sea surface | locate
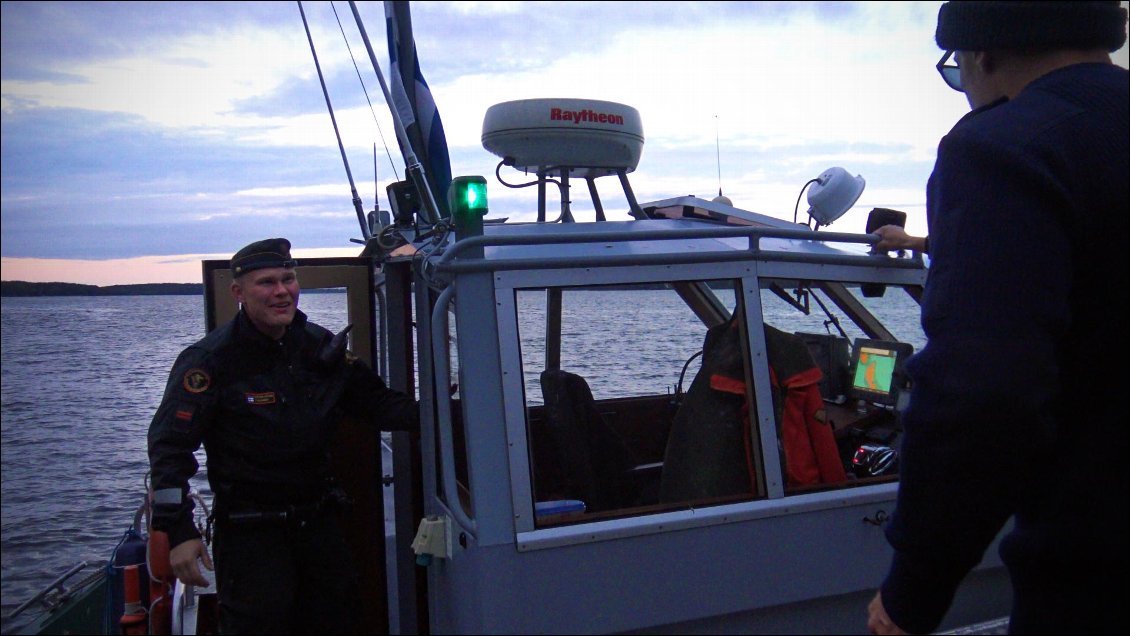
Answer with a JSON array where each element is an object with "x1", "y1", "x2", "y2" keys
[{"x1": 0, "y1": 288, "x2": 924, "y2": 628}]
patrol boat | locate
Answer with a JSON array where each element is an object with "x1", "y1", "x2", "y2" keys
[
  {"x1": 4, "y1": 2, "x2": 1013, "y2": 634},
  {"x1": 339, "y1": 94, "x2": 1013, "y2": 632}
]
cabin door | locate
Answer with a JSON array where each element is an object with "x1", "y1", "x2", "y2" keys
[{"x1": 202, "y1": 257, "x2": 391, "y2": 633}]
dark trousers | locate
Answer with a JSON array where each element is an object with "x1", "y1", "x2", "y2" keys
[
  {"x1": 213, "y1": 513, "x2": 361, "y2": 635},
  {"x1": 1007, "y1": 560, "x2": 1128, "y2": 635}
]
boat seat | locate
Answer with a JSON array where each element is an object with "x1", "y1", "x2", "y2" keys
[
  {"x1": 659, "y1": 317, "x2": 847, "y2": 503},
  {"x1": 537, "y1": 370, "x2": 648, "y2": 512},
  {"x1": 659, "y1": 317, "x2": 755, "y2": 503}
]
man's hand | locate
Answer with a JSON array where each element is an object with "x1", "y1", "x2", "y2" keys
[
  {"x1": 169, "y1": 538, "x2": 213, "y2": 587},
  {"x1": 389, "y1": 243, "x2": 417, "y2": 257},
  {"x1": 868, "y1": 591, "x2": 908, "y2": 635},
  {"x1": 872, "y1": 225, "x2": 925, "y2": 253}
]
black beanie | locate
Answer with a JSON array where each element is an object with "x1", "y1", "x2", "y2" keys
[{"x1": 936, "y1": 1, "x2": 1128, "y2": 52}]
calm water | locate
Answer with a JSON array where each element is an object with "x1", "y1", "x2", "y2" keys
[
  {"x1": 0, "y1": 288, "x2": 924, "y2": 626},
  {"x1": 0, "y1": 293, "x2": 351, "y2": 627}
]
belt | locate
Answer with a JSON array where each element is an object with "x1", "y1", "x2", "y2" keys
[
  {"x1": 218, "y1": 501, "x2": 324, "y2": 529},
  {"x1": 215, "y1": 488, "x2": 352, "y2": 528}
]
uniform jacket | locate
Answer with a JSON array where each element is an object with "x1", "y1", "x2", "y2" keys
[
  {"x1": 147, "y1": 309, "x2": 418, "y2": 548},
  {"x1": 880, "y1": 63, "x2": 1129, "y2": 633}
]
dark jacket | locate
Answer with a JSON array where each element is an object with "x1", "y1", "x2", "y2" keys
[
  {"x1": 880, "y1": 63, "x2": 1129, "y2": 633},
  {"x1": 147, "y1": 309, "x2": 418, "y2": 548}
]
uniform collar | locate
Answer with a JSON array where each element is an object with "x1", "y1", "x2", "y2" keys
[{"x1": 235, "y1": 308, "x2": 308, "y2": 353}]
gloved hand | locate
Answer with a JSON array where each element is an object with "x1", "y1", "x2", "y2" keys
[{"x1": 316, "y1": 324, "x2": 353, "y2": 370}]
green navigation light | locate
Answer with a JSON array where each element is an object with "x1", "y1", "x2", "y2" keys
[
  {"x1": 448, "y1": 175, "x2": 489, "y2": 244},
  {"x1": 449, "y1": 176, "x2": 488, "y2": 219},
  {"x1": 464, "y1": 182, "x2": 485, "y2": 210}
]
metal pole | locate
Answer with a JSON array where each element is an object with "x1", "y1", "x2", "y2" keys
[
  {"x1": 586, "y1": 177, "x2": 606, "y2": 222},
  {"x1": 348, "y1": 1, "x2": 442, "y2": 225},
  {"x1": 298, "y1": 1, "x2": 370, "y2": 240}
]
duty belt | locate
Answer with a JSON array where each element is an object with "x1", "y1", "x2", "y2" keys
[
  {"x1": 216, "y1": 488, "x2": 352, "y2": 529},
  {"x1": 220, "y1": 501, "x2": 324, "y2": 528}
]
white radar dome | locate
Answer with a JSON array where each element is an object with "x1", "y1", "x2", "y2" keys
[{"x1": 482, "y1": 98, "x2": 644, "y2": 177}]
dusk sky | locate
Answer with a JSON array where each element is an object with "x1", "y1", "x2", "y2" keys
[{"x1": 3, "y1": 1, "x2": 1127, "y2": 285}]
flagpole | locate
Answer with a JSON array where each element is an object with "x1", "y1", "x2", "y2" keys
[{"x1": 348, "y1": 0, "x2": 441, "y2": 225}]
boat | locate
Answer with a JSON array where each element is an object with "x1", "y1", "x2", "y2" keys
[{"x1": 4, "y1": 1, "x2": 1012, "y2": 634}]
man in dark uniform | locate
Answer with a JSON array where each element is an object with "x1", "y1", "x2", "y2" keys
[
  {"x1": 868, "y1": 2, "x2": 1128, "y2": 634},
  {"x1": 147, "y1": 238, "x2": 418, "y2": 634}
]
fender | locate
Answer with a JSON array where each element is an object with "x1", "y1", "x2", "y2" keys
[
  {"x1": 120, "y1": 564, "x2": 148, "y2": 635},
  {"x1": 147, "y1": 493, "x2": 174, "y2": 635}
]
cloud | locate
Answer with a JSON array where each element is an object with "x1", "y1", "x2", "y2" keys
[{"x1": 1, "y1": 1, "x2": 1127, "y2": 284}]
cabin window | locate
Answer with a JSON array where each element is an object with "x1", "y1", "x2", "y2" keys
[
  {"x1": 757, "y1": 280, "x2": 924, "y2": 494},
  {"x1": 515, "y1": 281, "x2": 774, "y2": 527},
  {"x1": 513, "y1": 278, "x2": 924, "y2": 525}
]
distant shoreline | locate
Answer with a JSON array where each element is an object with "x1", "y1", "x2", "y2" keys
[
  {"x1": 0, "y1": 281, "x2": 351, "y2": 297},
  {"x1": 1, "y1": 280, "x2": 203, "y2": 297}
]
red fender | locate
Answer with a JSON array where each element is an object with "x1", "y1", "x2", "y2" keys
[
  {"x1": 146, "y1": 488, "x2": 174, "y2": 636},
  {"x1": 146, "y1": 530, "x2": 172, "y2": 584},
  {"x1": 147, "y1": 532, "x2": 171, "y2": 635},
  {"x1": 120, "y1": 564, "x2": 148, "y2": 635}
]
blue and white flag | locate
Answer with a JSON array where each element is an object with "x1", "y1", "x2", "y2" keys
[{"x1": 385, "y1": 0, "x2": 451, "y2": 219}]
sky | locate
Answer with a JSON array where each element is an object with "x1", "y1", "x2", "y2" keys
[{"x1": 2, "y1": 1, "x2": 1128, "y2": 286}]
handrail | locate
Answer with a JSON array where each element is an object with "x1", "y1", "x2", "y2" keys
[
  {"x1": 434, "y1": 247, "x2": 925, "y2": 275},
  {"x1": 7, "y1": 561, "x2": 90, "y2": 619},
  {"x1": 428, "y1": 225, "x2": 926, "y2": 275},
  {"x1": 429, "y1": 283, "x2": 477, "y2": 535},
  {"x1": 436, "y1": 225, "x2": 871, "y2": 264}
]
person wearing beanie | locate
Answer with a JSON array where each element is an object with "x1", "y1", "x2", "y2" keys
[
  {"x1": 868, "y1": 2, "x2": 1128, "y2": 635},
  {"x1": 147, "y1": 238, "x2": 419, "y2": 633}
]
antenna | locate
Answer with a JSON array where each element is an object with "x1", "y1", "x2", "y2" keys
[
  {"x1": 369, "y1": 143, "x2": 390, "y2": 234},
  {"x1": 715, "y1": 114, "x2": 722, "y2": 197},
  {"x1": 298, "y1": 0, "x2": 370, "y2": 240},
  {"x1": 711, "y1": 115, "x2": 731, "y2": 206}
]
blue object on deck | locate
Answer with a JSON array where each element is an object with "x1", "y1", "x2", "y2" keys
[{"x1": 534, "y1": 500, "x2": 586, "y2": 517}]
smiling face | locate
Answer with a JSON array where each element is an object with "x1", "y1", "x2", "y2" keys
[{"x1": 231, "y1": 266, "x2": 300, "y2": 340}]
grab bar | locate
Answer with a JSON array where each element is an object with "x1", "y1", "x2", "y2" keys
[
  {"x1": 437, "y1": 225, "x2": 872, "y2": 263},
  {"x1": 429, "y1": 283, "x2": 477, "y2": 535}
]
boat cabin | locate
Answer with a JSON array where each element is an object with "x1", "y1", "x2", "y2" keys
[
  {"x1": 375, "y1": 201, "x2": 1010, "y2": 634},
  {"x1": 179, "y1": 90, "x2": 1016, "y2": 634}
]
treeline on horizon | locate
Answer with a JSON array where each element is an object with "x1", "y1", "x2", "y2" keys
[
  {"x1": 2, "y1": 279, "x2": 749, "y2": 298},
  {"x1": 0, "y1": 281, "x2": 355, "y2": 297},
  {"x1": 1, "y1": 280, "x2": 204, "y2": 297}
]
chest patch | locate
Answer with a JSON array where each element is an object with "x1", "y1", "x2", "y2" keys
[{"x1": 245, "y1": 391, "x2": 277, "y2": 405}]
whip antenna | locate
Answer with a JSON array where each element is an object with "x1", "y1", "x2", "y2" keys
[
  {"x1": 715, "y1": 114, "x2": 723, "y2": 198},
  {"x1": 298, "y1": 0, "x2": 370, "y2": 240}
]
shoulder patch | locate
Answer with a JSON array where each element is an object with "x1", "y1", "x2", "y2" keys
[{"x1": 183, "y1": 368, "x2": 212, "y2": 393}]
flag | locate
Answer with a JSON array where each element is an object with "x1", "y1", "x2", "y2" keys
[{"x1": 385, "y1": 0, "x2": 452, "y2": 220}]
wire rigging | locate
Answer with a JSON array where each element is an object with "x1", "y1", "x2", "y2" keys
[
  {"x1": 298, "y1": 0, "x2": 370, "y2": 240},
  {"x1": 330, "y1": 1, "x2": 401, "y2": 181}
]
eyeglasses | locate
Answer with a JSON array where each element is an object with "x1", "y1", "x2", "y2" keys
[{"x1": 936, "y1": 49, "x2": 963, "y2": 92}]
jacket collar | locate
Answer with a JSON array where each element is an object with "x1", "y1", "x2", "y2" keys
[{"x1": 235, "y1": 308, "x2": 309, "y2": 355}]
